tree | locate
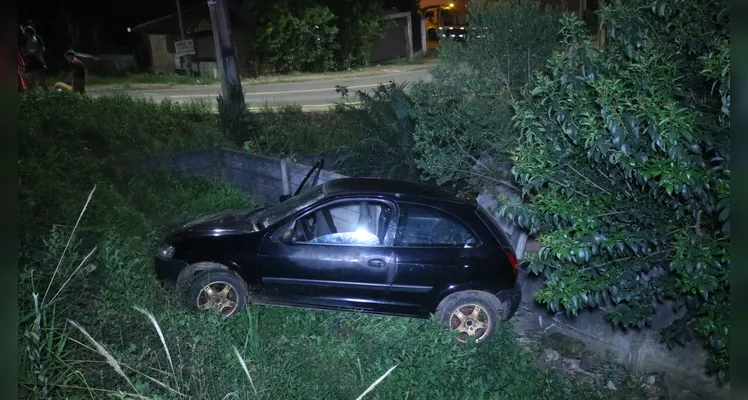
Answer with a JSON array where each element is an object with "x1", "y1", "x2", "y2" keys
[
  {"x1": 410, "y1": 0, "x2": 561, "y2": 192},
  {"x1": 239, "y1": 1, "x2": 339, "y2": 74},
  {"x1": 336, "y1": 82, "x2": 420, "y2": 180},
  {"x1": 505, "y1": 0, "x2": 730, "y2": 380},
  {"x1": 326, "y1": 0, "x2": 387, "y2": 69},
  {"x1": 239, "y1": 0, "x2": 387, "y2": 73}
]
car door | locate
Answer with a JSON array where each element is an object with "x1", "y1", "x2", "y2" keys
[
  {"x1": 388, "y1": 202, "x2": 487, "y2": 313},
  {"x1": 256, "y1": 197, "x2": 399, "y2": 311}
]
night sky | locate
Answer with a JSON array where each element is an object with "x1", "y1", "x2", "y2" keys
[
  {"x1": 19, "y1": 0, "x2": 204, "y2": 48},
  {"x1": 19, "y1": 0, "x2": 413, "y2": 49}
]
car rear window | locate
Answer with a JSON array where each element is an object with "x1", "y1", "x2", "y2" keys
[
  {"x1": 475, "y1": 205, "x2": 515, "y2": 250},
  {"x1": 395, "y1": 204, "x2": 480, "y2": 248}
]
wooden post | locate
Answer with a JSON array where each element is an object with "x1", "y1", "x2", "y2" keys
[
  {"x1": 176, "y1": 0, "x2": 193, "y2": 76},
  {"x1": 420, "y1": 15, "x2": 427, "y2": 55},
  {"x1": 208, "y1": 0, "x2": 245, "y2": 108},
  {"x1": 208, "y1": 2, "x2": 225, "y2": 83},
  {"x1": 280, "y1": 158, "x2": 291, "y2": 196},
  {"x1": 515, "y1": 232, "x2": 528, "y2": 260}
]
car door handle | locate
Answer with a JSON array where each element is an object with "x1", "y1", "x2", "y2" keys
[{"x1": 368, "y1": 259, "x2": 387, "y2": 268}]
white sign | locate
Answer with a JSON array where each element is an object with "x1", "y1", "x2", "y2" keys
[
  {"x1": 207, "y1": 0, "x2": 216, "y2": 6},
  {"x1": 174, "y1": 39, "x2": 195, "y2": 57}
]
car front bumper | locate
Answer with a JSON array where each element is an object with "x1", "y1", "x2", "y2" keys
[
  {"x1": 154, "y1": 255, "x2": 188, "y2": 284},
  {"x1": 496, "y1": 283, "x2": 522, "y2": 320}
]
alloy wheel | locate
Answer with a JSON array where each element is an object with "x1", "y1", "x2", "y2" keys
[{"x1": 196, "y1": 281, "x2": 239, "y2": 316}]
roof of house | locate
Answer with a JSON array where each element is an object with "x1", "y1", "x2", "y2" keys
[{"x1": 132, "y1": 2, "x2": 240, "y2": 35}]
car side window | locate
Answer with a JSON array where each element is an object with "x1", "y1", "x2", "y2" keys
[
  {"x1": 283, "y1": 200, "x2": 393, "y2": 247},
  {"x1": 395, "y1": 204, "x2": 479, "y2": 248}
]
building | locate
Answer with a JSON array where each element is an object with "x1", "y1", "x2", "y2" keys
[{"x1": 132, "y1": 2, "x2": 241, "y2": 76}]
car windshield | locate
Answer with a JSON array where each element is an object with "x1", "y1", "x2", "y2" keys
[{"x1": 255, "y1": 185, "x2": 326, "y2": 229}]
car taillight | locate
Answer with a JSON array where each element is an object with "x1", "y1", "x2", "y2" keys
[{"x1": 505, "y1": 250, "x2": 518, "y2": 279}]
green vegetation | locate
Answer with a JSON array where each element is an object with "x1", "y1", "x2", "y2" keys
[
  {"x1": 244, "y1": 104, "x2": 350, "y2": 156},
  {"x1": 238, "y1": 0, "x2": 388, "y2": 75},
  {"x1": 19, "y1": 0, "x2": 732, "y2": 395},
  {"x1": 505, "y1": 0, "x2": 730, "y2": 380},
  {"x1": 335, "y1": 82, "x2": 420, "y2": 180},
  {"x1": 19, "y1": 92, "x2": 649, "y2": 399},
  {"x1": 399, "y1": 0, "x2": 732, "y2": 382},
  {"x1": 410, "y1": 0, "x2": 561, "y2": 192}
]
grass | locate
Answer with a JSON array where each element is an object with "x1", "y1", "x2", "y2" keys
[
  {"x1": 18, "y1": 92, "x2": 650, "y2": 399},
  {"x1": 246, "y1": 104, "x2": 352, "y2": 156},
  {"x1": 86, "y1": 73, "x2": 218, "y2": 90}
]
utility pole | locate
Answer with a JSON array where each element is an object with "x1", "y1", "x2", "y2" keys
[
  {"x1": 208, "y1": 0, "x2": 245, "y2": 109},
  {"x1": 176, "y1": 0, "x2": 191, "y2": 76}
]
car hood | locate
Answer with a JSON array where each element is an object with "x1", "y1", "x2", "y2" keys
[{"x1": 168, "y1": 208, "x2": 266, "y2": 237}]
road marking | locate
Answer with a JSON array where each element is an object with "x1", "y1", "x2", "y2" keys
[{"x1": 167, "y1": 83, "x2": 382, "y2": 99}]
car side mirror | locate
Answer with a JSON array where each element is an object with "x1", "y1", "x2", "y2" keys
[{"x1": 279, "y1": 194, "x2": 292, "y2": 203}]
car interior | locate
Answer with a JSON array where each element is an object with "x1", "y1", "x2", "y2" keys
[{"x1": 287, "y1": 201, "x2": 394, "y2": 246}]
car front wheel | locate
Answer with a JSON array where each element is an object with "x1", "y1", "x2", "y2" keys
[
  {"x1": 435, "y1": 290, "x2": 504, "y2": 343},
  {"x1": 187, "y1": 269, "x2": 248, "y2": 317}
]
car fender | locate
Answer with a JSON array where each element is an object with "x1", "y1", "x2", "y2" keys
[
  {"x1": 176, "y1": 261, "x2": 244, "y2": 294},
  {"x1": 433, "y1": 282, "x2": 502, "y2": 310}
]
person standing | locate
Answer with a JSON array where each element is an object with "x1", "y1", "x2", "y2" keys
[
  {"x1": 21, "y1": 25, "x2": 48, "y2": 91},
  {"x1": 65, "y1": 50, "x2": 88, "y2": 94}
]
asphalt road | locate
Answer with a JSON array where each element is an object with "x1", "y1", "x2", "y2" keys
[{"x1": 108, "y1": 67, "x2": 433, "y2": 110}]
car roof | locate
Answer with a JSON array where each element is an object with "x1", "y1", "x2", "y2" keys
[{"x1": 322, "y1": 178, "x2": 477, "y2": 206}]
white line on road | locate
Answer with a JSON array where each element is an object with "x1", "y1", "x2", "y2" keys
[{"x1": 167, "y1": 83, "x2": 383, "y2": 99}]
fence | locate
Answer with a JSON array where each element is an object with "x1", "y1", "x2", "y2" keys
[{"x1": 135, "y1": 147, "x2": 346, "y2": 206}]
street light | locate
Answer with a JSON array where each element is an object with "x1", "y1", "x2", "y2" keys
[{"x1": 127, "y1": 27, "x2": 132, "y2": 32}]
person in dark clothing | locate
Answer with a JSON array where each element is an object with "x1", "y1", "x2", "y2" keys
[
  {"x1": 21, "y1": 25, "x2": 48, "y2": 91},
  {"x1": 65, "y1": 50, "x2": 88, "y2": 94}
]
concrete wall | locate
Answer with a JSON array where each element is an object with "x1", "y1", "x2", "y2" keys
[
  {"x1": 370, "y1": 17, "x2": 409, "y2": 63},
  {"x1": 136, "y1": 147, "x2": 345, "y2": 206},
  {"x1": 147, "y1": 34, "x2": 173, "y2": 73}
]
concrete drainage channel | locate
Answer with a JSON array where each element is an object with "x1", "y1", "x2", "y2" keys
[{"x1": 135, "y1": 147, "x2": 729, "y2": 400}]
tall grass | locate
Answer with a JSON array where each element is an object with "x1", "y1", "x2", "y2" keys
[{"x1": 87, "y1": 73, "x2": 217, "y2": 88}]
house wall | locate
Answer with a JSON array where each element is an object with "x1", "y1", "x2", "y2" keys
[
  {"x1": 148, "y1": 34, "x2": 173, "y2": 73},
  {"x1": 370, "y1": 17, "x2": 409, "y2": 63}
]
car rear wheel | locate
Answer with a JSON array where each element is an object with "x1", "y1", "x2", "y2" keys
[
  {"x1": 187, "y1": 269, "x2": 248, "y2": 317},
  {"x1": 435, "y1": 290, "x2": 504, "y2": 343}
]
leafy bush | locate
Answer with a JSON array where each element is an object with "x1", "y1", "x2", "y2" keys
[
  {"x1": 240, "y1": 0, "x2": 388, "y2": 74},
  {"x1": 506, "y1": 0, "x2": 730, "y2": 380},
  {"x1": 327, "y1": 0, "x2": 387, "y2": 69},
  {"x1": 410, "y1": 0, "x2": 561, "y2": 192},
  {"x1": 267, "y1": 6, "x2": 340, "y2": 73},
  {"x1": 335, "y1": 82, "x2": 420, "y2": 180},
  {"x1": 240, "y1": 2, "x2": 339, "y2": 74}
]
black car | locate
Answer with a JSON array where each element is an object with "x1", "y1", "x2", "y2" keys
[{"x1": 155, "y1": 175, "x2": 521, "y2": 343}]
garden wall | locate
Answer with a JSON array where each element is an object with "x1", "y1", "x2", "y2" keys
[
  {"x1": 135, "y1": 147, "x2": 346, "y2": 206},
  {"x1": 136, "y1": 147, "x2": 727, "y2": 399}
]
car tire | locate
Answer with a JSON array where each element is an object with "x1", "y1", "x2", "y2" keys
[
  {"x1": 435, "y1": 290, "x2": 504, "y2": 343},
  {"x1": 187, "y1": 269, "x2": 248, "y2": 317}
]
